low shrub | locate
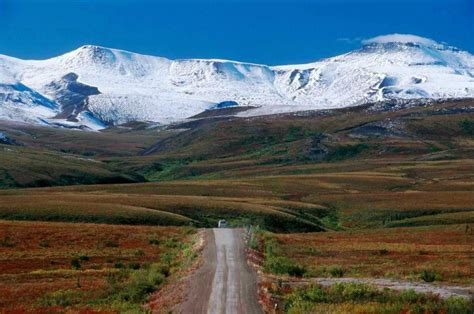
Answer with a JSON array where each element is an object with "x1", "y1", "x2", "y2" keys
[
  {"x1": 263, "y1": 236, "x2": 306, "y2": 277},
  {"x1": 104, "y1": 240, "x2": 119, "y2": 248},
  {"x1": 128, "y1": 262, "x2": 141, "y2": 270},
  {"x1": 326, "y1": 144, "x2": 369, "y2": 162},
  {"x1": 150, "y1": 264, "x2": 170, "y2": 277},
  {"x1": 285, "y1": 285, "x2": 328, "y2": 311},
  {"x1": 148, "y1": 239, "x2": 160, "y2": 245},
  {"x1": 283, "y1": 283, "x2": 474, "y2": 314},
  {"x1": 445, "y1": 296, "x2": 474, "y2": 314},
  {"x1": 329, "y1": 266, "x2": 344, "y2": 278},
  {"x1": 420, "y1": 269, "x2": 441, "y2": 282},
  {"x1": 459, "y1": 118, "x2": 474, "y2": 136},
  {"x1": 134, "y1": 249, "x2": 145, "y2": 256},
  {"x1": 160, "y1": 252, "x2": 174, "y2": 265},
  {"x1": 164, "y1": 238, "x2": 179, "y2": 248},
  {"x1": 104, "y1": 262, "x2": 170, "y2": 307},
  {"x1": 38, "y1": 289, "x2": 81, "y2": 307},
  {"x1": 71, "y1": 258, "x2": 81, "y2": 270},
  {"x1": 300, "y1": 285, "x2": 328, "y2": 302},
  {"x1": 248, "y1": 226, "x2": 261, "y2": 250},
  {"x1": 38, "y1": 240, "x2": 50, "y2": 248},
  {"x1": 0, "y1": 236, "x2": 15, "y2": 247},
  {"x1": 329, "y1": 282, "x2": 376, "y2": 302},
  {"x1": 398, "y1": 289, "x2": 426, "y2": 303},
  {"x1": 116, "y1": 270, "x2": 165, "y2": 303},
  {"x1": 79, "y1": 255, "x2": 89, "y2": 261},
  {"x1": 264, "y1": 256, "x2": 306, "y2": 277}
]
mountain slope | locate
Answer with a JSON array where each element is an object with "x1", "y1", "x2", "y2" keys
[{"x1": 0, "y1": 34, "x2": 473, "y2": 130}]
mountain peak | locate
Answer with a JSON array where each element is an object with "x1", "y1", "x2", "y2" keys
[
  {"x1": 1, "y1": 34, "x2": 473, "y2": 130},
  {"x1": 68, "y1": 45, "x2": 117, "y2": 64},
  {"x1": 362, "y1": 34, "x2": 439, "y2": 47},
  {"x1": 79, "y1": 44, "x2": 106, "y2": 50},
  {"x1": 48, "y1": 45, "x2": 119, "y2": 70},
  {"x1": 75, "y1": 45, "x2": 132, "y2": 55}
]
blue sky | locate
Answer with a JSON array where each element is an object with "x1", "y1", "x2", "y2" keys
[{"x1": 0, "y1": 0, "x2": 472, "y2": 65}]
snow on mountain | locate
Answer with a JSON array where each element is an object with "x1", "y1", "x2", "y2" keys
[
  {"x1": 0, "y1": 82, "x2": 59, "y2": 123},
  {"x1": 362, "y1": 34, "x2": 438, "y2": 46},
  {"x1": 0, "y1": 34, "x2": 473, "y2": 130},
  {"x1": 270, "y1": 34, "x2": 474, "y2": 115}
]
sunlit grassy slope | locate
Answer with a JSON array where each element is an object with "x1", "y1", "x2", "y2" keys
[
  {"x1": 0, "y1": 157, "x2": 472, "y2": 231},
  {"x1": 0, "y1": 99, "x2": 473, "y2": 231}
]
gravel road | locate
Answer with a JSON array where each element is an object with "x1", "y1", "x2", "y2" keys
[{"x1": 179, "y1": 228, "x2": 262, "y2": 314}]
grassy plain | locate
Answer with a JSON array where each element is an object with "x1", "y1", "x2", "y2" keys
[
  {"x1": 268, "y1": 224, "x2": 472, "y2": 284},
  {"x1": 1, "y1": 158, "x2": 471, "y2": 231},
  {"x1": 0, "y1": 99, "x2": 473, "y2": 311},
  {"x1": 0, "y1": 220, "x2": 195, "y2": 312}
]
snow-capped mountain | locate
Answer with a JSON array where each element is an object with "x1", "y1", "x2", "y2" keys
[{"x1": 0, "y1": 34, "x2": 473, "y2": 130}]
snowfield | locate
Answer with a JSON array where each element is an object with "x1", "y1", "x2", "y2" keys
[{"x1": 0, "y1": 34, "x2": 473, "y2": 130}]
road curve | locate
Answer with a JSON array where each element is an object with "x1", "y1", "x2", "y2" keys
[{"x1": 179, "y1": 228, "x2": 262, "y2": 314}]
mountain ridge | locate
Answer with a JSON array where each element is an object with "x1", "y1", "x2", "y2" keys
[{"x1": 1, "y1": 34, "x2": 473, "y2": 130}]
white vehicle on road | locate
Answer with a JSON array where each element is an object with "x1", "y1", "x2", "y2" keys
[{"x1": 217, "y1": 219, "x2": 228, "y2": 228}]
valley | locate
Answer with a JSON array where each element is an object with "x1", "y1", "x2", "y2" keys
[{"x1": 0, "y1": 97, "x2": 473, "y2": 312}]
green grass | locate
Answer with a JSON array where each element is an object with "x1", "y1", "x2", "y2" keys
[
  {"x1": 326, "y1": 144, "x2": 370, "y2": 162},
  {"x1": 264, "y1": 224, "x2": 472, "y2": 284},
  {"x1": 328, "y1": 266, "x2": 345, "y2": 278},
  {"x1": 262, "y1": 234, "x2": 307, "y2": 277},
  {"x1": 419, "y1": 269, "x2": 442, "y2": 283},
  {"x1": 0, "y1": 202, "x2": 192, "y2": 226},
  {"x1": 284, "y1": 283, "x2": 474, "y2": 314},
  {"x1": 0, "y1": 192, "x2": 326, "y2": 232},
  {"x1": 459, "y1": 118, "x2": 474, "y2": 136},
  {"x1": 0, "y1": 145, "x2": 141, "y2": 189},
  {"x1": 1, "y1": 99, "x2": 473, "y2": 189},
  {"x1": 386, "y1": 211, "x2": 474, "y2": 227},
  {"x1": 37, "y1": 260, "x2": 170, "y2": 312},
  {"x1": 38, "y1": 289, "x2": 86, "y2": 307},
  {"x1": 34, "y1": 228, "x2": 197, "y2": 313}
]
